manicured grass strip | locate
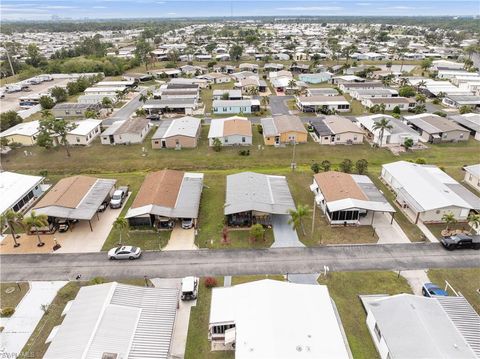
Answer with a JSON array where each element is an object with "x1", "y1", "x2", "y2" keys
[{"x1": 0, "y1": 282, "x2": 29, "y2": 311}]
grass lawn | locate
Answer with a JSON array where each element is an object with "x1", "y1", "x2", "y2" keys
[
  {"x1": 427, "y1": 268, "x2": 480, "y2": 313},
  {"x1": 101, "y1": 229, "x2": 170, "y2": 251},
  {"x1": 231, "y1": 274, "x2": 285, "y2": 285},
  {"x1": 0, "y1": 282, "x2": 29, "y2": 313},
  {"x1": 286, "y1": 171, "x2": 379, "y2": 245},
  {"x1": 425, "y1": 223, "x2": 470, "y2": 239},
  {"x1": 344, "y1": 93, "x2": 368, "y2": 116},
  {"x1": 20, "y1": 278, "x2": 150, "y2": 359},
  {"x1": 318, "y1": 271, "x2": 412, "y2": 359},
  {"x1": 185, "y1": 277, "x2": 231, "y2": 359}
]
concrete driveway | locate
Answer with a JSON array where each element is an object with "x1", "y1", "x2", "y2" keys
[
  {"x1": 270, "y1": 214, "x2": 303, "y2": 248},
  {"x1": 269, "y1": 96, "x2": 293, "y2": 116},
  {"x1": 367, "y1": 212, "x2": 410, "y2": 244},
  {"x1": 164, "y1": 226, "x2": 197, "y2": 251}
]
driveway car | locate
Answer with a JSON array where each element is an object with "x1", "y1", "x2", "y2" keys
[
  {"x1": 439, "y1": 233, "x2": 480, "y2": 250},
  {"x1": 181, "y1": 218, "x2": 194, "y2": 229},
  {"x1": 422, "y1": 283, "x2": 448, "y2": 297},
  {"x1": 181, "y1": 276, "x2": 199, "y2": 301},
  {"x1": 110, "y1": 186, "x2": 129, "y2": 209},
  {"x1": 108, "y1": 246, "x2": 142, "y2": 260}
]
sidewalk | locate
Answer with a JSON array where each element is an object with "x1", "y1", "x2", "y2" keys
[
  {"x1": 0, "y1": 281, "x2": 67, "y2": 357},
  {"x1": 417, "y1": 222, "x2": 439, "y2": 243}
]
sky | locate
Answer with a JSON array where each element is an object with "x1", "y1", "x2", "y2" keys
[{"x1": 1, "y1": 0, "x2": 479, "y2": 21}]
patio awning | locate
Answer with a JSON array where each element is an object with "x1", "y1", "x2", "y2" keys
[{"x1": 327, "y1": 198, "x2": 395, "y2": 213}]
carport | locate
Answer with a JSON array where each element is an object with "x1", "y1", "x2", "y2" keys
[{"x1": 33, "y1": 176, "x2": 116, "y2": 232}]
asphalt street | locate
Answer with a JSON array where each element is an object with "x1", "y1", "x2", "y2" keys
[{"x1": 1, "y1": 243, "x2": 478, "y2": 282}]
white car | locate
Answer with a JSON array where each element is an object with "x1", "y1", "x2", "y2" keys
[
  {"x1": 108, "y1": 246, "x2": 142, "y2": 260},
  {"x1": 181, "y1": 276, "x2": 199, "y2": 301},
  {"x1": 181, "y1": 218, "x2": 194, "y2": 229}
]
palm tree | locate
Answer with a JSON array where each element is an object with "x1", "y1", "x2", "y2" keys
[
  {"x1": 23, "y1": 211, "x2": 48, "y2": 247},
  {"x1": 260, "y1": 96, "x2": 269, "y2": 110},
  {"x1": 416, "y1": 80, "x2": 427, "y2": 92},
  {"x1": 467, "y1": 213, "x2": 480, "y2": 234},
  {"x1": 139, "y1": 93, "x2": 148, "y2": 103},
  {"x1": 0, "y1": 210, "x2": 24, "y2": 247},
  {"x1": 288, "y1": 204, "x2": 310, "y2": 235},
  {"x1": 372, "y1": 118, "x2": 393, "y2": 147},
  {"x1": 41, "y1": 109, "x2": 52, "y2": 119},
  {"x1": 113, "y1": 216, "x2": 129, "y2": 246},
  {"x1": 288, "y1": 78, "x2": 297, "y2": 89},
  {"x1": 441, "y1": 212, "x2": 456, "y2": 232}
]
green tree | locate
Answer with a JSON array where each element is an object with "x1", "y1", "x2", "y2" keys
[
  {"x1": 403, "y1": 138, "x2": 414, "y2": 150},
  {"x1": 372, "y1": 117, "x2": 393, "y2": 147},
  {"x1": 134, "y1": 38, "x2": 153, "y2": 71},
  {"x1": 398, "y1": 86, "x2": 416, "y2": 97},
  {"x1": 288, "y1": 204, "x2": 310, "y2": 235},
  {"x1": 441, "y1": 212, "x2": 456, "y2": 232},
  {"x1": 339, "y1": 159, "x2": 353, "y2": 173},
  {"x1": 261, "y1": 96, "x2": 269, "y2": 110},
  {"x1": 355, "y1": 159, "x2": 368, "y2": 174},
  {"x1": 84, "y1": 109, "x2": 98, "y2": 119},
  {"x1": 102, "y1": 97, "x2": 113, "y2": 110},
  {"x1": 212, "y1": 138, "x2": 222, "y2": 152},
  {"x1": 229, "y1": 45, "x2": 243, "y2": 62},
  {"x1": 459, "y1": 105, "x2": 473, "y2": 114},
  {"x1": 51, "y1": 86, "x2": 68, "y2": 102},
  {"x1": 415, "y1": 93, "x2": 427, "y2": 104},
  {"x1": 39, "y1": 96, "x2": 55, "y2": 110},
  {"x1": 420, "y1": 58, "x2": 432, "y2": 72},
  {"x1": 320, "y1": 160, "x2": 331, "y2": 172},
  {"x1": 23, "y1": 211, "x2": 49, "y2": 247},
  {"x1": 249, "y1": 223, "x2": 264, "y2": 242},
  {"x1": 38, "y1": 116, "x2": 77, "y2": 157},
  {"x1": 66, "y1": 81, "x2": 80, "y2": 96},
  {"x1": 113, "y1": 216, "x2": 129, "y2": 246},
  {"x1": 311, "y1": 162, "x2": 320, "y2": 174},
  {"x1": 25, "y1": 44, "x2": 46, "y2": 68},
  {"x1": 392, "y1": 106, "x2": 401, "y2": 115},
  {"x1": 167, "y1": 49, "x2": 180, "y2": 64},
  {"x1": 467, "y1": 213, "x2": 480, "y2": 234},
  {"x1": 0, "y1": 210, "x2": 24, "y2": 247},
  {"x1": 0, "y1": 111, "x2": 22, "y2": 131}
]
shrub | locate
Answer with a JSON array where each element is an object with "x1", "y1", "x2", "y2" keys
[
  {"x1": 89, "y1": 277, "x2": 106, "y2": 285},
  {"x1": 257, "y1": 124, "x2": 263, "y2": 134},
  {"x1": 415, "y1": 158, "x2": 427, "y2": 164},
  {"x1": 57, "y1": 283, "x2": 79, "y2": 300},
  {"x1": 433, "y1": 111, "x2": 447, "y2": 117},
  {"x1": 311, "y1": 162, "x2": 320, "y2": 173},
  {"x1": 238, "y1": 149, "x2": 250, "y2": 156},
  {"x1": 1, "y1": 307, "x2": 15, "y2": 317},
  {"x1": 204, "y1": 277, "x2": 218, "y2": 288},
  {"x1": 339, "y1": 159, "x2": 353, "y2": 173}
]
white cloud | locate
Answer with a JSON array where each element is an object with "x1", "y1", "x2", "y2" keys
[
  {"x1": 389, "y1": 6, "x2": 414, "y2": 10},
  {"x1": 167, "y1": 12, "x2": 176, "y2": 15},
  {"x1": 93, "y1": 5, "x2": 107, "y2": 8},
  {"x1": 41, "y1": 5, "x2": 77, "y2": 9}
]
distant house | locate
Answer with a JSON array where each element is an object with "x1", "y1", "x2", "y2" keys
[
  {"x1": 309, "y1": 116, "x2": 364, "y2": 145},
  {"x1": 306, "y1": 88, "x2": 339, "y2": 97},
  {"x1": 43, "y1": 282, "x2": 178, "y2": 359},
  {"x1": 0, "y1": 171, "x2": 45, "y2": 216},
  {"x1": 208, "y1": 116, "x2": 252, "y2": 146},
  {"x1": 209, "y1": 279, "x2": 350, "y2": 358},
  {"x1": 212, "y1": 89, "x2": 242, "y2": 101},
  {"x1": 212, "y1": 99, "x2": 260, "y2": 115},
  {"x1": 362, "y1": 97, "x2": 416, "y2": 111},
  {"x1": 264, "y1": 63, "x2": 284, "y2": 71},
  {"x1": 261, "y1": 115, "x2": 308, "y2": 145},
  {"x1": 239, "y1": 63, "x2": 259, "y2": 73},
  {"x1": 338, "y1": 81, "x2": 384, "y2": 93},
  {"x1": 0, "y1": 120, "x2": 40, "y2": 146},
  {"x1": 449, "y1": 113, "x2": 480, "y2": 141},
  {"x1": 361, "y1": 294, "x2": 479, "y2": 359},
  {"x1": 66, "y1": 119, "x2": 102, "y2": 146},
  {"x1": 404, "y1": 113, "x2": 470, "y2": 143},
  {"x1": 144, "y1": 98, "x2": 199, "y2": 115},
  {"x1": 311, "y1": 171, "x2": 394, "y2": 225},
  {"x1": 198, "y1": 72, "x2": 231, "y2": 84},
  {"x1": 100, "y1": 118, "x2": 151, "y2": 145},
  {"x1": 235, "y1": 77, "x2": 260, "y2": 94},
  {"x1": 52, "y1": 103, "x2": 101, "y2": 118},
  {"x1": 463, "y1": 164, "x2": 480, "y2": 192},
  {"x1": 350, "y1": 88, "x2": 399, "y2": 101},
  {"x1": 151, "y1": 116, "x2": 201, "y2": 149},
  {"x1": 299, "y1": 72, "x2": 332, "y2": 84},
  {"x1": 296, "y1": 95, "x2": 350, "y2": 113},
  {"x1": 125, "y1": 169, "x2": 203, "y2": 228},
  {"x1": 224, "y1": 172, "x2": 295, "y2": 226},
  {"x1": 289, "y1": 63, "x2": 310, "y2": 73},
  {"x1": 443, "y1": 95, "x2": 480, "y2": 109},
  {"x1": 381, "y1": 161, "x2": 480, "y2": 223},
  {"x1": 356, "y1": 114, "x2": 419, "y2": 146}
]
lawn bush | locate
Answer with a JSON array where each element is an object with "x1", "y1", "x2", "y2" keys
[
  {"x1": 1, "y1": 307, "x2": 15, "y2": 317},
  {"x1": 204, "y1": 277, "x2": 217, "y2": 288}
]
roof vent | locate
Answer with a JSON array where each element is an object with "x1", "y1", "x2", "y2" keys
[
  {"x1": 296, "y1": 345, "x2": 303, "y2": 352},
  {"x1": 102, "y1": 353, "x2": 118, "y2": 359}
]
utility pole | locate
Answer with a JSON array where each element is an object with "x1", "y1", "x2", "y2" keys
[
  {"x1": 291, "y1": 139, "x2": 296, "y2": 171},
  {"x1": 5, "y1": 48, "x2": 15, "y2": 76},
  {"x1": 311, "y1": 195, "x2": 316, "y2": 235}
]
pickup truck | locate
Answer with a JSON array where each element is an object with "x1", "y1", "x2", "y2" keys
[{"x1": 109, "y1": 186, "x2": 129, "y2": 209}]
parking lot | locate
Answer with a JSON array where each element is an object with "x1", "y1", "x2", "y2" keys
[{"x1": 0, "y1": 78, "x2": 71, "y2": 114}]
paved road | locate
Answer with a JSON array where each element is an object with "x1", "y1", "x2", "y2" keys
[
  {"x1": 1, "y1": 244, "x2": 478, "y2": 282},
  {"x1": 269, "y1": 95, "x2": 293, "y2": 116},
  {"x1": 109, "y1": 87, "x2": 152, "y2": 122}
]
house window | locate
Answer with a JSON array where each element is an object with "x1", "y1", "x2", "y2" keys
[
  {"x1": 443, "y1": 133, "x2": 448, "y2": 138},
  {"x1": 65, "y1": 110, "x2": 70, "y2": 115},
  {"x1": 76, "y1": 110, "x2": 81, "y2": 114},
  {"x1": 76, "y1": 137, "x2": 80, "y2": 143},
  {"x1": 460, "y1": 133, "x2": 464, "y2": 139},
  {"x1": 470, "y1": 174, "x2": 473, "y2": 181},
  {"x1": 374, "y1": 323, "x2": 382, "y2": 341},
  {"x1": 225, "y1": 138, "x2": 228, "y2": 143},
  {"x1": 154, "y1": 141, "x2": 159, "y2": 144},
  {"x1": 223, "y1": 107, "x2": 227, "y2": 111},
  {"x1": 336, "y1": 136, "x2": 340, "y2": 141},
  {"x1": 242, "y1": 137, "x2": 245, "y2": 143},
  {"x1": 175, "y1": 139, "x2": 179, "y2": 145},
  {"x1": 324, "y1": 137, "x2": 329, "y2": 140},
  {"x1": 354, "y1": 136, "x2": 358, "y2": 140}
]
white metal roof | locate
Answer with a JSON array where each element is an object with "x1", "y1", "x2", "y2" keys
[
  {"x1": 68, "y1": 119, "x2": 102, "y2": 136},
  {"x1": 43, "y1": 282, "x2": 178, "y2": 359},
  {"x1": 224, "y1": 172, "x2": 295, "y2": 215},
  {"x1": 464, "y1": 164, "x2": 480, "y2": 178},
  {"x1": 0, "y1": 171, "x2": 44, "y2": 215},
  {"x1": 163, "y1": 116, "x2": 201, "y2": 138},
  {"x1": 382, "y1": 161, "x2": 477, "y2": 212},
  {"x1": 208, "y1": 116, "x2": 250, "y2": 139},
  {"x1": 363, "y1": 294, "x2": 478, "y2": 359},
  {"x1": 0, "y1": 120, "x2": 40, "y2": 138},
  {"x1": 209, "y1": 279, "x2": 350, "y2": 359}
]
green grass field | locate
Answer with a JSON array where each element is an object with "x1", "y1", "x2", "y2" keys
[
  {"x1": 318, "y1": 271, "x2": 412, "y2": 359},
  {"x1": 0, "y1": 282, "x2": 29, "y2": 313}
]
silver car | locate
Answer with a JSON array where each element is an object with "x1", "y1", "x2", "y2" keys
[{"x1": 108, "y1": 246, "x2": 142, "y2": 260}]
